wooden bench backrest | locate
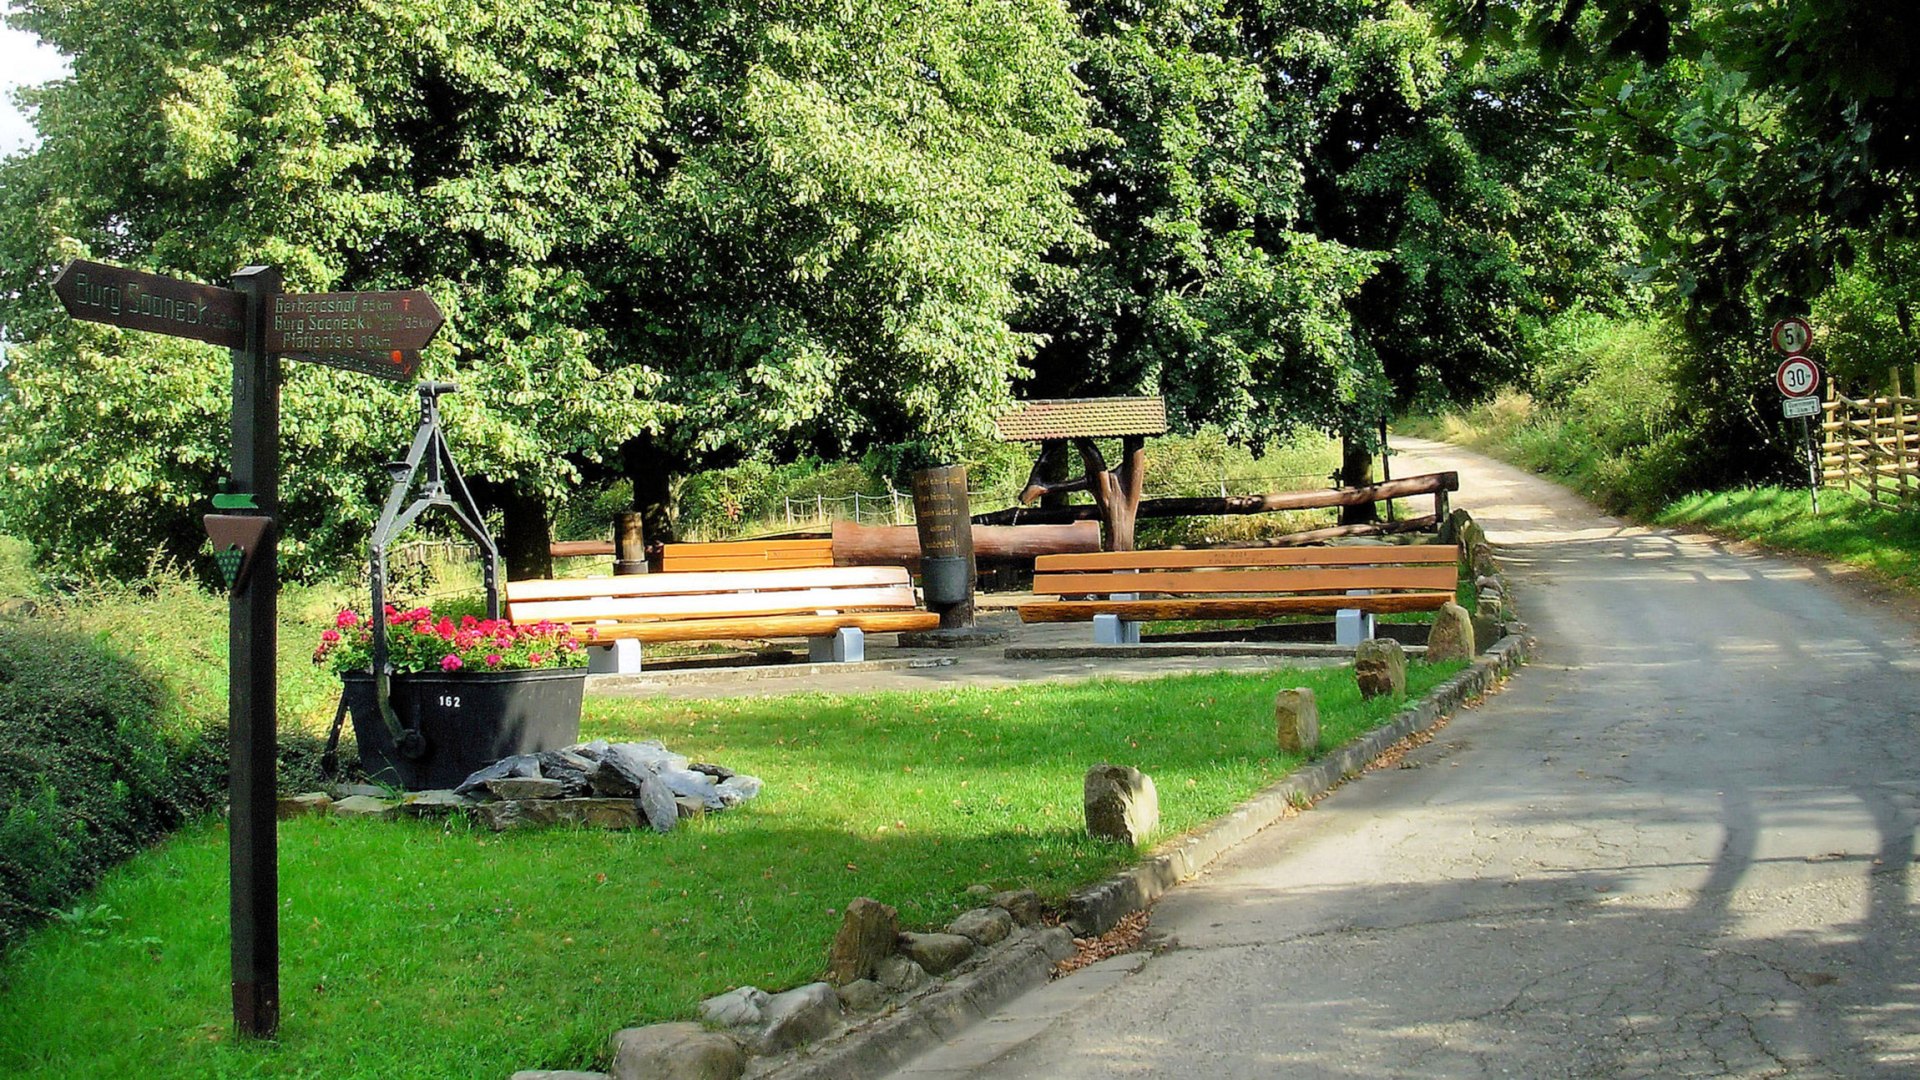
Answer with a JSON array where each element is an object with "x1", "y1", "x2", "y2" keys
[
  {"x1": 1031, "y1": 546, "x2": 1459, "y2": 599},
  {"x1": 507, "y1": 565, "x2": 918, "y2": 626},
  {"x1": 656, "y1": 539, "x2": 834, "y2": 573}
]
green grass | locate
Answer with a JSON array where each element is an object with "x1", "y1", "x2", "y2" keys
[
  {"x1": 0, "y1": 662, "x2": 1461, "y2": 1079},
  {"x1": 1658, "y1": 486, "x2": 1920, "y2": 591}
]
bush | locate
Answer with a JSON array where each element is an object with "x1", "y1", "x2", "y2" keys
[{"x1": 0, "y1": 619, "x2": 226, "y2": 954}]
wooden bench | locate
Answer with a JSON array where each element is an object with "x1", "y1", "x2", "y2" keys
[
  {"x1": 1021, "y1": 545, "x2": 1460, "y2": 645},
  {"x1": 656, "y1": 538, "x2": 833, "y2": 573},
  {"x1": 506, "y1": 565, "x2": 939, "y2": 673}
]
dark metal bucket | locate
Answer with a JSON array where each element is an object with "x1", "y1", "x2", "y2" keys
[{"x1": 341, "y1": 668, "x2": 587, "y2": 790}]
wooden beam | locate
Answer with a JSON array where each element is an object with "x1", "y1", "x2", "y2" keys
[
  {"x1": 972, "y1": 472, "x2": 1460, "y2": 526},
  {"x1": 1019, "y1": 593, "x2": 1456, "y2": 622}
]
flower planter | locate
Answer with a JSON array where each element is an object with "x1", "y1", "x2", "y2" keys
[{"x1": 341, "y1": 667, "x2": 588, "y2": 790}]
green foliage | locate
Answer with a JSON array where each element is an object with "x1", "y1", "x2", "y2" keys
[
  {"x1": 0, "y1": 0, "x2": 1093, "y2": 578},
  {"x1": 0, "y1": 618, "x2": 223, "y2": 955},
  {"x1": 0, "y1": 661, "x2": 1462, "y2": 1077}
]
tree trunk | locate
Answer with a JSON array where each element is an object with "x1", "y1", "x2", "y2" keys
[
  {"x1": 1338, "y1": 432, "x2": 1377, "y2": 526},
  {"x1": 499, "y1": 484, "x2": 553, "y2": 581},
  {"x1": 620, "y1": 434, "x2": 677, "y2": 547},
  {"x1": 1038, "y1": 439, "x2": 1073, "y2": 510}
]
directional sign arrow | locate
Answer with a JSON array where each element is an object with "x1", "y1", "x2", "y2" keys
[
  {"x1": 51, "y1": 260, "x2": 245, "y2": 348},
  {"x1": 266, "y1": 290, "x2": 443, "y2": 355},
  {"x1": 282, "y1": 348, "x2": 422, "y2": 383}
]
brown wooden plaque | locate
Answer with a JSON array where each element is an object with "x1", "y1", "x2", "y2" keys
[
  {"x1": 266, "y1": 291, "x2": 443, "y2": 354},
  {"x1": 283, "y1": 349, "x2": 422, "y2": 382},
  {"x1": 52, "y1": 260, "x2": 245, "y2": 348}
]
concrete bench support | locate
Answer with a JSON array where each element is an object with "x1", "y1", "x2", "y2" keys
[
  {"x1": 1335, "y1": 588, "x2": 1376, "y2": 647},
  {"x1": 1092, "y1": 613, "x2": 1141, "y2": 645},
  {"x1": 809, "y1": 626, "x2": 866, "y2": 663},
  {"x1": 588, "y1": 638, "x2": 644, "y2": 675}
]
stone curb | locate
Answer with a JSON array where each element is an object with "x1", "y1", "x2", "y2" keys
[
  {"x1": 748, "y1": 629, "x2": 1533, "y2": 1080},
  {"x1": 586, "y1": 655, "x2": 955, "y2": 691},
  {"x1": 753, "y1": 927, "x2": 1075, "y2": 1080},
  {"x1": 1006, "y1": 642, "x2": 1428, "y2": 661}
]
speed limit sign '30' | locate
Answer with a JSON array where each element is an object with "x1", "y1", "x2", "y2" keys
[{"x1": 1776, "y1": 355, "x2": 1820, "y2": 398}]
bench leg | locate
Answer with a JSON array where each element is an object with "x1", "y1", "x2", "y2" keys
[
  {"x1": 588, "y1": 639, "x2": 643, "y2": 675},
  {"x1": 809, "y1": 627, "x2": 865, "y2": 664},
  {"x1": 1092, "y1": 613, "x2": 1141, "y2": 645},
  {"x1": 1336, "y1": 587, "x2": 1376, "y2": 647}
]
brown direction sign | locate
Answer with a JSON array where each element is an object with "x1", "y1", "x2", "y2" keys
[
  {"x1": 266, "y1": 290, "x2": 442, "y2": 355},
  {"x1": 52, "y1": 260, "x2": 245, "y2": 348},
  {"x1": 285, "y1": 348, "x2": 423, "y2": 382}
]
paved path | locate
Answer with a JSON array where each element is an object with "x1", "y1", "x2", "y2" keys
[{"x1": 890, "y1": 438, "x2": 1920, "y2": 1079}]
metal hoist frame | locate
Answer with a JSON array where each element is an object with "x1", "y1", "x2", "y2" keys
[{"x1": 365, "y1": 381, "x2": 503, "y2": 759}]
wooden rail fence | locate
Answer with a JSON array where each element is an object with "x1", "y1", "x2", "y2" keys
[{"x1": 1823, "y1": 365, "x2": 1920, "y2": 510}]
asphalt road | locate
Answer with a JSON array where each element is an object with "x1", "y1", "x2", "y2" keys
[{"x1": 891, "y1": 438, "x2": 1920, "y2": 1079}]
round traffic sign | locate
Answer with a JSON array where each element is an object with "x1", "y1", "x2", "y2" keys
[
  {"x1": 1776, "y1": 356, "x2": 1820, "y2": 398},
  {"x1": 1771, "y1": 317, "x2": 1813, "y2": 356}
]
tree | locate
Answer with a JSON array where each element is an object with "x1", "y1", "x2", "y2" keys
[
  {"x1": 1017, "y1": 0, "x2": 1380, "y2": 452},
  {"x1": 0, "y1": 0, "x2": 1089, "y2": 580}
]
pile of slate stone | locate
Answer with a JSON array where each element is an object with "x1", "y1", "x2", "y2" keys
[{"x1": 452, "y1": 739, "x2": 762, "y2": 833}]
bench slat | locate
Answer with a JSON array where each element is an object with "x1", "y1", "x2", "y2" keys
[
  {"x1": 1034, "y1": 545, "x2": 1457, "y2": 571},
  {"x1": 658, "y1": 539, "x2": 833, "y2": 573},
  {"x1": 510, "y1": 584, "x2": 921, "y2": 625},
  {"x1": 1020, "y1": 593, "x2": 1456, "y2": 622},
  {"x1": 571, "y1": 610, "x2": 941, "y2": 643},
  {"x1": 1032, "y1": 565, "x2": 1458, "y2": 598},
  {"x1": 505, "y1": 566, "x2": 909, "y2": 604}
]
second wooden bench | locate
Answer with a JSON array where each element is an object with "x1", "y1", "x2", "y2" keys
[
  {"x1": 507, "y1": 565, "x2": 940, "y2": 673},
  {"x1": 1021, "y1": 545, "x2": 1460, "y2": 645}
]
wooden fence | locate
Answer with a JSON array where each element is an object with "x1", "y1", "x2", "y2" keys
[{"x1": 1822, "y1": 364, "x2": 1920, "y2": 509}]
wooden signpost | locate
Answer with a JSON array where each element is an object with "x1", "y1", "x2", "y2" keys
[{"x1": 54, "y1": 258, "x2": 442, "y2": 1039}]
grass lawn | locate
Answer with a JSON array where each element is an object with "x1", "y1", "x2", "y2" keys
[
  {"x1": 1658, "y1": 486, "x2": 1920, "y2": 592},
  {"x1": 0, "y1": 661, "x2": 1461, "y2": 1079}
]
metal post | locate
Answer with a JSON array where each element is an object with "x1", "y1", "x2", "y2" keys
[
  {"x1": 228, "y1": 265, "x2": 281, "y2": 1039},
  {"x1": 1803, "y1": 414, "x2": 1820, "y2": 514}
]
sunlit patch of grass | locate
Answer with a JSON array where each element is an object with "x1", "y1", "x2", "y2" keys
[{"x1": 0, "y1": 662, "x2": 1462, "y2": 1079}]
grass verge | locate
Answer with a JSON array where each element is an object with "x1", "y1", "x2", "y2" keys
[
  {"x1": 1404, "y1": 402, "x2": 1920, "y2": 596},
  {"x1": 0, "y1": 661, "x2": 1461, "y2": 1079},
  {"x1": 1657, "y1": 486, "x2": 1920, "y2": 592}
]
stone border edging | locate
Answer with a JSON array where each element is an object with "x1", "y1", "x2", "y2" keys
[
  {"x1": 753, "y1": 629, "x2": 1533, "y2": 1080},
  {"x1": 754, "y1": 927, "x2": 1077, "y2": 1080}
]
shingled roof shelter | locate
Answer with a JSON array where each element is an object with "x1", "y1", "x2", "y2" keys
[
  {"x1": 994, "y1": 396, "x2": 1167, "y2": 551},
  {"x1": 993, "y1": 396, "x2": 1168, "y2": 442}
]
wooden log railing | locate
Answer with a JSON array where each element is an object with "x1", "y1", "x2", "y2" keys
[
  {"x1": 551, "y1": 521, "x2": 1104, "y2": 569},
  {"x1": 830, "y1": 521, "x2": 1101, "y2": 569}
]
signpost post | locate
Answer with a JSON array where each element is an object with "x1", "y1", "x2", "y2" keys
[
  {"x1": 1770, "y1": 320, "x2": 1822, "y2": 513},
  {"x1": 53, "y1": 259, "x2": 440, "y2": 1039}
]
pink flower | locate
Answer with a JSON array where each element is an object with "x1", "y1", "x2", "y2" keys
[
  {"x1": 441, "y1": 654, "x2": 464, "y2": 672},
  {"x1": 336, "y1": 610, "x2": 359, "y2": 629},
  {"x1": 485, "y1": 653, "x2": 503, "y2": 667},
  {"x1": 320, "y1": 629, "x2": 340, "y2": 643},
  {"x1": 528, "y1": 653, "x2": 545, "y2": 665}
]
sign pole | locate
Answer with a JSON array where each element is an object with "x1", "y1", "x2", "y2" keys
[
  {"x1": 228, "y1": 265, "x2": 282, "y2": 1038},
  {"x1": 1802, "y1": 414, "x2": 1821, "y2": 513},
  {"x1": 50, "y1": 256, "x2": 445, "y2": 1039}
]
